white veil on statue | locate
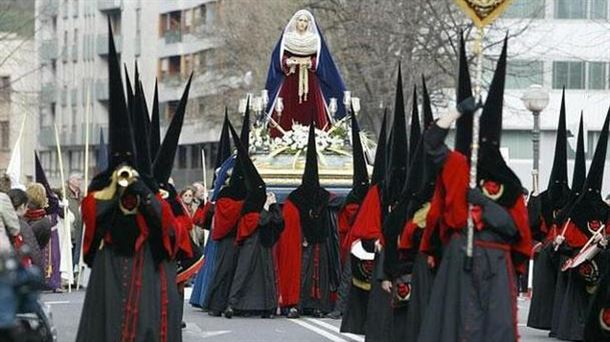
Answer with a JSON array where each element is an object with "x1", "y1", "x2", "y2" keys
[{"x1": 279, "y1": 10, "x2": 321, "y2": 68}]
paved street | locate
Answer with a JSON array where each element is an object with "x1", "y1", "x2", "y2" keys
[{"x1": 43, "y1": 289, "x2": 551, "y2": 341}]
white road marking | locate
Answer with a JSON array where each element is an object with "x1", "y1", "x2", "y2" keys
[
  {"x1": 288, "y1": 318, "x2": 350, "y2": 342},
  {"x1": 305, "y1": 318, "x2": 365, "y2": 342},
  {"x1": 184, "y1": 322, "x2": 230, "y2": 339},
  {"x1": 184, "y1": 287, "x2": 193, "y2": 302},
  {"x1": 44, "y1": 301, "x2": 71, "y2": 305}
]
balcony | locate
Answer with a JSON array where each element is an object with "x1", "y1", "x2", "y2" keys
[
  {"x1": 97, "y1": 35, "x2": 122, "y2": 55},
  {"x1": 95, "y1": 80, "x2": 108, "y2": 102},
  {"x1": 71, "y1": 45, "x2": 78, "y2": 61},
  {"x1": 40, "y1": 39, "x2": 58, "y2": 61},
  {"x1": 160, "y1": 73, "x2": 189, "y2": 88},
  {"x1": 164, "y1": 30, "x2": 182, "y2": 44},
  {"x1": 41, "y1": 83, "x2": 57, "y2": 104},
  {"x1": 40, "y1": 0, "x2": 59, "y2": 17},
  {"x1": 97, "y1": 0, "x2": 122, "y2": 12}
]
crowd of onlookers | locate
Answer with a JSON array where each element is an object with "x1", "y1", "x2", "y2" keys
[{"x1": 0, "y1": 172, "x2": 209, "y2": 292}]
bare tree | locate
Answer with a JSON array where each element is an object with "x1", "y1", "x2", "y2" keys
[{"x1": 211, "y1": 0, "x2": 537, "y2": 132}]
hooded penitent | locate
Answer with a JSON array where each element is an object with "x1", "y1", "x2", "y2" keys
[
  {"x1": 455, "y1": 33, "x2": 474, "y2": 157},
  {"x1": 476, "y1": 34, "x2": 523, "y2": 208},
  {"x1": 385, "y1": 64, "x2": 408, "y2": 209},
  {"x1": 216, "y1": 103, "x2": 250, "y2": 201},
  {"x1": 34, "y1": 151, "x2": 60, "y2": 215},
  {"x1": 567, "y1": 106, "x2": 610, "y2": 232},
  {"x1": 287, "y1": 123, "x2": 331, "y2": 242},
  {"x1": 540, "y1": 89, "x2": 571, "y2": 225}
]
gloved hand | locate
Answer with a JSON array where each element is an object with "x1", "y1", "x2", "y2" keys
[
  {"x1": 126, "y1": 179, "x2": 153, "y2": 199},
  {"x1": 456, "y1": 96, "x2": 481, "y2": 115},
  {"x1": 468, "y1": 188, "x2": 489, "y2": 206}
]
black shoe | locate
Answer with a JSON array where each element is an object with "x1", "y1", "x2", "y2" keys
[
  {"x1": 181, "y1": 321, "x2": 186, "y2": 329},
  {"x1": 311, "y1": 309, "x2": 324, "y2": 318},
  {"x1": 208, "y1": 310, "x2": 221, "y2": 317},
  {"x1": 224, "y1": 306, "x2": 234, "y2": 319},
  {"x1": 286, "y1": 307, "x2": 300, "y2": 319},
  {"x1": 325, "y1": 310, "x2": 341, "y2": 319}
]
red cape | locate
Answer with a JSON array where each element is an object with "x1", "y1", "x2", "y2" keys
[
  {"x1": 337, "y1": 203, "x2": 360, "y2": 262},
  {"x1": 236, "y1": 212, "x2": 261, "y2": 244},
  {"x1": 192, "y1": 201, "x2": 212, "y2": 227},
  {"x1": 276, "y1": 199, "x2": 302, "y2": 307},
  {"x1": 349, "y1": 185, "x2": 382, "y2": 246},
  {"x1": 211, "y1": 197, "x2": 244, "y2": 241},
  {"x1": 419, "y1": 151, "x2": 532, "y2": 271},
  {"x1": 82, "y1": 192, "x2": 178, "y2": 262}
]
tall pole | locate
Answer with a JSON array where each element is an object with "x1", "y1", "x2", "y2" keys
[{"x1": 531, "y1": 110, "x2": 540, "y2": 195}]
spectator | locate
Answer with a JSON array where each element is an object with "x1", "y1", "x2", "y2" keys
[
  {"x1": 180, "y1": 186, "x2": 196, "y2": 217},
  {"x1": 0, "y1": 175, "x2": 21, "y2": 256},
  {"x1": 192, "y1": 182, "x2": 207, "y2": 208},
  {"x1": 7, "y1": 189, "x2": 42, "y2": 270},
  {"x1": 66, "y1": 173, "x2": 83, "y2": 266},
  {"x1": 24, "y1": 183, "x2": 61, "y2": 291}
]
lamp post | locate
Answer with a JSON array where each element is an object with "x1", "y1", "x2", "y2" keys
[{"x1": 521, "y1": 84, "x2": 549, "y2": 196}]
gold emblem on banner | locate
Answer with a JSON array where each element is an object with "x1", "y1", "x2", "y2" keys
[{"x1": 454, "y1": 0, "x2": 514, "y2": 28}]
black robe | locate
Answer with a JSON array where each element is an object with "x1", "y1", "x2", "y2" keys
[
  {"x1": 527, "y1": 242, "x2": 559, "y2": 330},
  {"x1": 227, "y1": 204, "x2": 284, "y2": 312},
  {"x1": 585, "y1": 251, "x2": 610, "y2": 342}
]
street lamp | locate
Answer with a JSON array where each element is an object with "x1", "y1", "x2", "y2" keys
[{"x1": 521, "y1": 84, "x2": 550, "y2": 196}]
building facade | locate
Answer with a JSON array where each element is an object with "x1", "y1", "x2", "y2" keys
[
  {"x1": 0, "y1": 36, "x2": 38, "y2": 183},
  {"x1": 470, "y1": 0, "x2": 610, "y2": 195},
  {"x1": 35, "y1": 0, "x2": 226, "y2": 188}
]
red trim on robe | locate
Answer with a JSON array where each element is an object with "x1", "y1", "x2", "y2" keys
[
  {"x1": 81, "y1": 193, "x2": 98, "y2": 260},
  {"x1": 349, "y1": 185, "x2": 382, "y2": 246},
  {"x1": 563, "y1": 221, "x2": 589, "y2": 249},
  {"x1": 276, "y1": 199, "x2": 302, "y2": 307},
  {"x1": 399, "y1": 220, "x2": 418, "y2": 250},
  {"x1": 192, "y1": 201, "x2": 212, "y2": 227},
  {"x1": 338, "y1": 203, "x2": 360, "y2": 262},
  {"x1": 418, "y1": 151, "x2": 533, "y2": 272},
  {"x1": 174, "y1": 214, "x2": 194, "y2": 258},
  {"x1": 158, "y1": 195, "x2": 179, "y2": 257},
  {"x1": 211, "y1": 197, "x2": 243, "y2": 241},
  {"x1": 236, "y1": 212, "x2": 261, "y2": 244}
]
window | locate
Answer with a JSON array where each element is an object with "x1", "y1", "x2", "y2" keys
[
  {"x1": 0, "y1": 121, "x2": 8, "y2": 149},
  {"x1": 591, "y1": 0, "x2": 608, "y2": 19},
  {"x1": 555, "y1": 0, "x2": 587, "y2": 18},
  {"x1": 588, "y1": 62, "x2": 606, "y2": 89},
  {"x1": 553, "y1": 61, "x2": 585, "y2": 89},
  {"x1": 178, "y1": 146, "x2": 188, "y2": 169},
  {"x1": 501, "y1": 130, "x2": 533, "y2": 159},
  {"x1": 191, "y1": 145, "x2": 202, "y2": 169},
  {"x1": 195, "y1": 4, "x2": 207, "y2": 26},
  {"x1": 506, "y1": 60, "x2": 544, "y2": 89},
  {"x1": 0, "y1": 76, "x2": 10, "y2": 101},
  {"x1": 503, "y1": 0, "x2": 545, "y2": 18}
]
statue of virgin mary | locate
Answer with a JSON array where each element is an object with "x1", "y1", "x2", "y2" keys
[{"x1": 265, "y1": 10, "x2": 346, "y2": 137}]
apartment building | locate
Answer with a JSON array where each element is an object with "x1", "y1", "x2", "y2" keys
[
  {"x1": 475, "y1": 0, "x2": 610, "y2": 194},
  {"x1": 35, "y1": 0, "x2": 226, "y2": 187}
]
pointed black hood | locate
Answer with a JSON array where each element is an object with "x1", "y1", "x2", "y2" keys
[
  {"x1": 476, "y1": 34, "x2": 522, "y2": 207},
  {"x1": 124, "y1": 64, "x2": 135, "y2": 124},
  {"x1": 240, "y1": 98, "x2": 251, "y2": 149},
  {"x1": 345, "y1": 112, "x2": 369, "y2": 205},
  {"x1": 96, "y1": 127, "x2": 108, "y2": 173},
  {"x1": 132, "y1": 77, "x2": 153, "y2": 178},
  {"x1": 106, "y1": 18, "x2": 136, "y2": 171},
  {"x1": 371, "y1": 109, "x2": 388, "y2": 186},
  {"x1": 455, "y1": 33, "x2": 474, "y2": 156},
  {"x1": 229, "y1": 123, "x2": 266, "y2": 214},
  {"x1": 386, "y1": 64, "x2": 408, "y2": 206},
  {"x1": 213, "y1": 109, "x2": 232, "y2": 183},
  {"x1": 150, "y1": 80, "x2": 161, "y2": 159},
  {"x1": 302, "y1": 123, "x2": 320, "y2": 190},
  {"x1": 152, "y1": 74, "x2": 192, "y2": 186},
  {"x1": 214, "y1": 121, "x2": 246, "y2": 201},
  {"x1": 409, "y1": 85, "x2": 421, "y2": 162},
  {"x1": 421, "y1": 76, "x2": 434, "y2": 128},
  {"x1": 545, "y1": 89, "x2": 571, "y2": 208},
  {"x1": 568, "y1": 107, "x2": 610, "y2": 230},
  {"x1": 34, "y1": 151, "x2": 60, "y2": 214},
  {"x1": 571, "y1": 112, "x2": 586, "y2": 197}
]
